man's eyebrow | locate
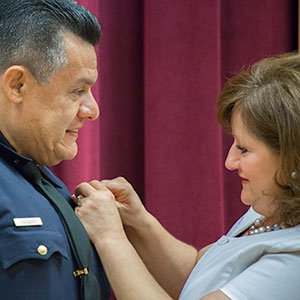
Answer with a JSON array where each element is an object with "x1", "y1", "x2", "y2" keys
[{"x1": 76, "y1": 77, "x2": 96, "y2": 86}]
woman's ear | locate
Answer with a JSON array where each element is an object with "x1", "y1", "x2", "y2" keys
[{"x1": 2, "y1": 66, "x2": 28, "y2": 103}]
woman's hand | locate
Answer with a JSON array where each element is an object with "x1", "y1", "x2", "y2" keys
[
  {"x1": 74, "y1": 180, "x2": 126, "y2": 246},
  {"x1": 74, "y1": 179, "x2": 173, "y2": 300},
  {"x1": 99, "y1": 177, "x2": 149, "y2": 228}
]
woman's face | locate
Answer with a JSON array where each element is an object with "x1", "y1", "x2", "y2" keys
[{"x1": 225, "y1": 112, "x2": 281, "y2": 218}]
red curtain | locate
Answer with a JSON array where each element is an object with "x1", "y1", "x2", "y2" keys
[{"x1": 53, "y1": 0, "x2": 297, "y2": 250}]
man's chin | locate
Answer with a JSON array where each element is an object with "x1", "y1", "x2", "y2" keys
[
  {"x1": 52, "y1": 145, "x2": 78, "y2": 165},
  {"x1": 63, "y1": 150, "x2": 78, "y2": 161}
]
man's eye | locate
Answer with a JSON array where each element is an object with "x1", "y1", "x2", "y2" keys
[
  {"x1": 236, "y1": 145, "x2": 247, "y2": 154},
  {"x1": 74, "y1": 89, "x2": 84, "y2": 96}
]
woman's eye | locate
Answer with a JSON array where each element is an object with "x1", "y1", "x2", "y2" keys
[{"x1": 236, "y1": 145, "x2": 248, "y2": 154}]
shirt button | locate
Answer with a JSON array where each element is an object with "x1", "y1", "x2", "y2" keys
[
  {"x1": 37, "y1": 245, "x2": 48, "y2": 256},
  {"x1": 217, "y1": 236, "x2": 230, "y2": 245}
]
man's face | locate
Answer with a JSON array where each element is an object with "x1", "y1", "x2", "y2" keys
[{"x1": 5, "y1": 33, "x2": 99, "y2": 166}]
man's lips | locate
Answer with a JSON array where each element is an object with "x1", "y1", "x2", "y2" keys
[{"x1": 66, "y1": 129, "x2": 79, "y2": 137}]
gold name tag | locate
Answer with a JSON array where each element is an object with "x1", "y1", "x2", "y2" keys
[{"x1": 13, "y1": 217, "x2": 43, "y2": 227}]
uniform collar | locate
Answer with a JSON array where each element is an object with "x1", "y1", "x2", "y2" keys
[
  {"x1": 0, "y1": 131, "x2": 33, "y2": 165},
  {"x1": 0, "y1": 131, "x2": 61, "y2": 188}
]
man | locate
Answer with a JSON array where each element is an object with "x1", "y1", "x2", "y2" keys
[{"x1": 0, "y1": 0, "x2": 110, "y2": 299}]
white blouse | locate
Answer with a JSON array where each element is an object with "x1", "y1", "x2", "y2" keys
[{"x1": 179, "y1": 207, "x2": 300, "y2": 300}]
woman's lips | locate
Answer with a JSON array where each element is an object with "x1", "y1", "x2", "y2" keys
[{"x1": 241, "y1": 177, "x2": 249, "y2": 184}]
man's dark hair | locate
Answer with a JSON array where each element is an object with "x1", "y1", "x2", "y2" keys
[{"x1": 0, "y1": 0, "x2": 101, "y2": 83}]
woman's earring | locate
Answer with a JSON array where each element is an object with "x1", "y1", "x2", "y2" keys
[{"x1": 291, "y1": 171, "x2": 297, "y2": 179}]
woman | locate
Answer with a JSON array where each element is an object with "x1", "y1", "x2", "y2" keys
[{"x1": 74, "y1": 53, "x2": 300, "y2": 299}]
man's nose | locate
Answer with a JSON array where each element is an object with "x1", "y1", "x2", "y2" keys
[{"x1": 78, "y1": 92, "x2": 100, "y2": 120}]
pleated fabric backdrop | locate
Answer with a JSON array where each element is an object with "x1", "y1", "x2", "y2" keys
[{"x1": 53, "y1": 0, "x2": 297, "y2": 251}]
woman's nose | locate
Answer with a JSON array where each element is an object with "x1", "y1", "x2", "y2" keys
[{"x1": 225, "y1": 145, "x2": 240, "y2": 170}]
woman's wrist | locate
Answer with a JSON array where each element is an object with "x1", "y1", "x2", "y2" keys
[
  {"x1": 124, "y1": 212, "x2": 159, "y2": 243},
  {"x1": 94, "y1": 234, "x2": 129, "y2": 254}
]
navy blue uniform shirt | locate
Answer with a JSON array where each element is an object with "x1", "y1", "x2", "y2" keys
[{"x1": 0, "y1": 132, "x2": 110, "y2": 299}]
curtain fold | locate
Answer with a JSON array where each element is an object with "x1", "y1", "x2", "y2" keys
[
  {"x1": 144, "y1": 0, "x2": 224, "y2": 246},
  {"x1": 53, "y1": 0, "x2": 298, "y2": 249}
]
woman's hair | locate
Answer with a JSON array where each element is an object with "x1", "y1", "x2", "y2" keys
[
  {"x1": 0, "y1": 0, "x2": 101, "y2": 83},
  {"x1": 217, "y1": 52, "x2": 300, "y2": 226}
]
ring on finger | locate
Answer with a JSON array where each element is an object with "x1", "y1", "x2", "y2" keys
[{"x1": 76, "y1": 195, "x2": 84, "y2": 206}]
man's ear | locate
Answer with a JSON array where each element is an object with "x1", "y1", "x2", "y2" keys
[{"x1": 2, "y1": 66, "x2": 29, "y2": 103}]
